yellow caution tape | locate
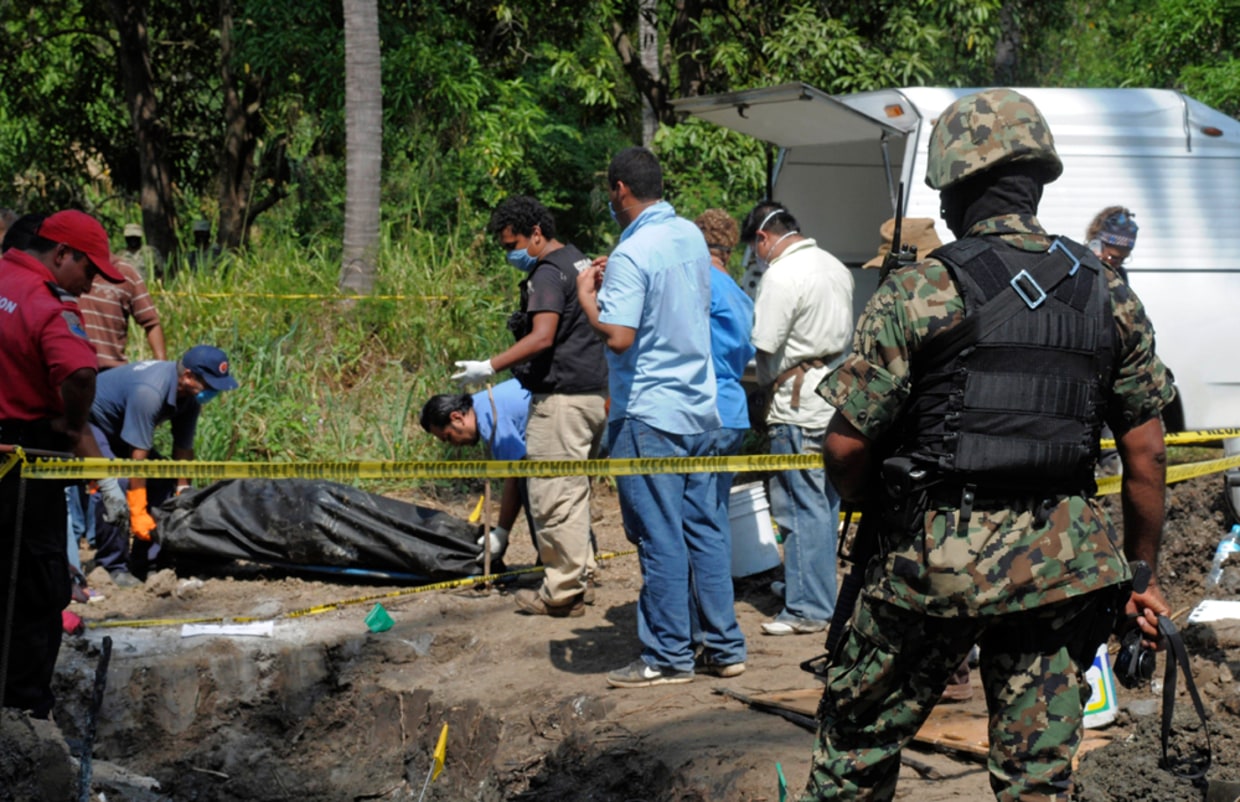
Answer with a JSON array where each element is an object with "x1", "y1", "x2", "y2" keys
[
  {"x1": 22, "y1": 453, "x2": 821, "y2": 481},
  {"x1": 1093, "y1": 453, "x2": 1240, "y2": 496},
  {"x1": 86, "y1": 549, "x2": 637, "y2": 630},
  {"x1": 155, "y1": 291, "x2": 453, "y2": 302},
  {"x1": 1098, "y1": 427, "x2": 1240, "y2": 450},
  {"x1": 0, "y1": 453, "x2": 19, "y2": 481}
]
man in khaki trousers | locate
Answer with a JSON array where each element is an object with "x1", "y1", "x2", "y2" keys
[{"x1": 451, "y1": 195, "x2": 608, "y2": 617}]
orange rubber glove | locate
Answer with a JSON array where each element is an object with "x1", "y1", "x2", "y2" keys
[{"x1": 126, "y1": 487, "x2": 158, "y2": 541}]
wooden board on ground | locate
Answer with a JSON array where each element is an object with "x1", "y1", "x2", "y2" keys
[{"x1": 743, "y1": 688, "x2": 1114, "y2": 763}]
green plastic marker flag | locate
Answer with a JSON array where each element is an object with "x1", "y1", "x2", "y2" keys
[
  {"x1": 365, "y1": 603, "x2": 394, "y2": 632},
  {"x1": 777, "y1": 761, "x2": 788, "y2": 802}
]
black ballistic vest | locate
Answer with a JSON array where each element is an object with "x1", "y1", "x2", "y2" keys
[{"x1": 899, "y1": 236, "x2": 1114, "y2": 497}]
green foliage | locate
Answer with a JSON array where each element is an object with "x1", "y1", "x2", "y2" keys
[
  {"x1": 1043, "y1": 0, "x2": 1240, "y2": 115},
  {"x1": 149, "y1": 209, "x2": 518, "y2": 479}
]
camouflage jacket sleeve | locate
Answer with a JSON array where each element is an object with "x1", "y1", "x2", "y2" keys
[
  {"x1": 818, "y1": 259, "x2": 963, "y2": 439},
  {"x1": 1104, "y1": 268, "x2": 1176, "y2": 433}
]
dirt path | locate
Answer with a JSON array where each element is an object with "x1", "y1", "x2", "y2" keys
[{"x1": 5, "y1": 475, "x2": 1239, "y2": 800}]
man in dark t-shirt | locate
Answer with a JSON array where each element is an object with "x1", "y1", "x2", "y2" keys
[{"x1": 451, "y1": 196, "x2": 607, "y2": 617}]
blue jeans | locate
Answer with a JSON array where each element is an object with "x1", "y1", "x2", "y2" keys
[
  {"x1": 610, "y1": 419, "x2": 746, "y2": 672},
  {"x1": 768, "y1": 424, "x2": 840, "y2": 625},
  {"x1": 65, "y1": 485, "x2": 96, "y2": 572}
]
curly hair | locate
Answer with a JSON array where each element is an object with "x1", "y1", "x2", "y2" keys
[
  {"x1": 694, "y1": 209, "x2": 739, "y2": 258},
  {"x1": 486, "y1": 195, "x2": 557, "y2": 240}
]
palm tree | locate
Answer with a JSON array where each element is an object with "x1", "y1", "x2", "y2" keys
[{"x1": 340, "y1": 0, "x2": 381, "y2": 294}]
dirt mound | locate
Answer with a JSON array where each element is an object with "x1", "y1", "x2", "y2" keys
[{"x1": 4, "y1": 475, "x2": 1239, "y2": 801}]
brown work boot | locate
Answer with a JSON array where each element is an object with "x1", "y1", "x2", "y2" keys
[{"x1": 514, "y1": 589, "x2": 585, "y2": 618}]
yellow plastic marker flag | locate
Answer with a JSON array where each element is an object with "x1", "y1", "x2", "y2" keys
[
  {"x1": 432, "y1": 723, "x2": 448, "y2": 781},
  {"x1": 468, "y1": 495, "x2": 484, "y2": 523}
]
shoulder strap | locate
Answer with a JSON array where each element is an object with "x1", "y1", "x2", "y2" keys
[{"x1": 917, "y1": 237, "x2": 1091, "y2": 373}]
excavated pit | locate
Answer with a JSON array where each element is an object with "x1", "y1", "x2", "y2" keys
[{"x1": 3, "y1": 475, "x2": 1240, "y2": 801}]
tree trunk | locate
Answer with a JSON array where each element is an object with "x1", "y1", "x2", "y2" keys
[
  {"x1": 106, "y1": 0, "x2": 178, "y2": 279},
  {"x1": 340, "y1": 0, "x2": 382, "y2": 295},
  {"x1": 217, "y1": 0, "x2": 267, "y2": 252},
  {"x1": 638, "y1": 0, "x2": 658, "y2": 147}
]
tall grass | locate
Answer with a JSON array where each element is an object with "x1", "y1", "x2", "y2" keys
[{"x1": 144, "y1": 214, "x2": 521, "y2": 490}]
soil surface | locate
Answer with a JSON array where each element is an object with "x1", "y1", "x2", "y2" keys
[{"x1": 4, "y1": 473, "x2": 1240, "y2": 801}]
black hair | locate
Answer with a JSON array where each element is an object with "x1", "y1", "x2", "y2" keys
[
  {"x1": 419, "y1": 393, "x2": 474, "y2": 433},
  {"x1": 486, "y1": 195, "x2": 557, "y2": 241},
  {"x1": 1, "y1": 213, "x2": 48, "y2": 253},
  {"x1": 607, "y1": 147, "x2": 663, "y2": 201},
  {"x1": 740, "y1": 203, "x2": 799, "y2": 243}
]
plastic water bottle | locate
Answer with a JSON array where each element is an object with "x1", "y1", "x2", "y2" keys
[{"x1": 1207, "y1": 523, "x2": 1240, "y2": 589}]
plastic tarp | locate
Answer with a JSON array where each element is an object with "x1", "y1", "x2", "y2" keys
[{"x1": 156, "y1": 479, "x2": 483, "y2": 580}]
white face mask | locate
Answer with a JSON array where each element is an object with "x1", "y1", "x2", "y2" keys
[
  {"x1": 755, "y1": 231, "x2": 794, "y2": 271},
  {"x1": 752, "y1": 208, "x2": 793, "y2": 270}
]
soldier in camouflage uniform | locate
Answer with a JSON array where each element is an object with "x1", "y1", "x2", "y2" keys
[{"x1": 803, "y1": 89, "x2": 1175, "y2": 801}]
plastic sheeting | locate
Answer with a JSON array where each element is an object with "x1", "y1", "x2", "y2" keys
[{"x1": 157, "y1": 479, "x2": 483, "y2": 580}]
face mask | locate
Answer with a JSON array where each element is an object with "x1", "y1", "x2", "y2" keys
[
  {"x1": 196, "y1": 389, "x2": 219, "y2": 405},
  {"x1": 609, "y1": 200, "x2": 640, "y2": 227},
  {"x1": 506, "y1": 248, "x2": 537, "y2": 272},
  {"x1": 755, "y1": 231, "x2": 794, "y2": 271}
]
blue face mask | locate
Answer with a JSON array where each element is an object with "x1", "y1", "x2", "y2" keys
[
  {"x1": 196, "y1": 389, "x2": 220, "y2": 405},
  {"x1": 506, "y1": 248, "x2": 537, "y2": 272},
  {"x1": 608, "y1": 201, "x2": 619, "y2": 224}
]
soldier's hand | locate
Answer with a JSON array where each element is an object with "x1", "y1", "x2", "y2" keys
[{"x1": 1125, "y1": 578, "x2": 1171, "y2": 650}]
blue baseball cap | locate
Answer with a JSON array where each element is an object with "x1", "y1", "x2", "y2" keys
[{"x1": 182, "y1": 345, "x2": 239, "y2": 391}]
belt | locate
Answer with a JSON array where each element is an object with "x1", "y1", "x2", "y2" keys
[
  {"x1": 773, "y1": 358, "x2": 828, "y2": 410},
  {"x1": 926, "y1": 484, "x2": 1074, "y2": 527}
]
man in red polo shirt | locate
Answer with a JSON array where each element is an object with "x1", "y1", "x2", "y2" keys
[{"x1": 0, "y1": 210, "x2": 129, "y2": 718}]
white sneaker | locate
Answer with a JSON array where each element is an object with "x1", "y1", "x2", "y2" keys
[{"x1": 761, "y1": 617, "x2": 827, "y2": 636}]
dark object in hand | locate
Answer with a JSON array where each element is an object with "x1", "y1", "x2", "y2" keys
[{"x1": 1114, "y1": 626, "x2": 1156, "y2": 689}]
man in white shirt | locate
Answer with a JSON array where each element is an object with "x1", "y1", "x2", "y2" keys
[{"x1": 742, "y1": 202, "x2": 854, "y2": 635}]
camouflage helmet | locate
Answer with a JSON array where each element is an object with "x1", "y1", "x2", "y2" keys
[{"x1": 925, "y1": 89, "x2": 1063, "y2": 190}]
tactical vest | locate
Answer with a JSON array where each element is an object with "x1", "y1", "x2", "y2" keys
[
  {"x1": 898, "y1": 236, "x2": 1114, "y2": 497},
  {"x1": 505, "y1": 245, "x2": 607, "y2": 395}
]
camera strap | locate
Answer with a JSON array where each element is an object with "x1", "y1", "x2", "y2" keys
[{"x1": 1156, "y1": 614, "x2": 1211, "y2": 779}]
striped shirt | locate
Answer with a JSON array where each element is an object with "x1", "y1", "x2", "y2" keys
[{"x1": 77, "y1": 256, "x2": 161, "y2": 369}]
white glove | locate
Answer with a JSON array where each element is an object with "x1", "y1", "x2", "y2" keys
[
  {"x1": 96, "y1": 478, "x2": 130, "y2": 528},
  {"x1": 452, "y1": 359, "x2": 495, "y2": 385},
  {"x1": 476, "y1": 525, "x2": 509, "y2": 562}
]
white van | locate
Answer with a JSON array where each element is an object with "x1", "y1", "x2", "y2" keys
[{"x1": 675, "y1": 84, "x2": 1240, "y2": 505}]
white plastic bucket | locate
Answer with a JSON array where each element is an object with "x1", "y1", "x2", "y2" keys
[
  {"x1": 728, "y1": 482, "x2": 782, "y2": 578},
  {"x1": 1083, "y1": 643, "x2": 1119, "y2": 729}
]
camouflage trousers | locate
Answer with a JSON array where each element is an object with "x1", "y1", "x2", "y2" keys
[{"x1": 801, "y1": 588, "x2": 1117, "y2": 802}]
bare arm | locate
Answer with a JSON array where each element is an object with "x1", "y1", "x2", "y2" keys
[
  {"x1": 575, "y1": 260, "x2": 636, "y2": 354},
  {"x1": 128, "y1": 447, "x2": 152, "y2": 491},
  {"x1": 824, "y1": 414, "x2": 873, "y2": 503},
  {"x1": 57, "y1": 367, "x2": 97, "y2": 455},
  {"x1": 498, "y1": 476, "x2": 521, "y2": 531},
  {"x1": 1115, "y1": 416, "x2": 1170, "y2": 645},
  {"x1": 489, "y1": 311, "x2": 559, "y2": 372},
  {"x1": 754, "y1": 349, "x2": 780, "y2": 387},
  {"x1": 146, "y1": 323, "x2": 167, "y2": 361}
]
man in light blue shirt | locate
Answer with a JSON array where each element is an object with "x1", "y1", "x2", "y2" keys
[
  {"x1": 420, "y1": 378, "x2": 530, "y2": 561},
  {"x1": 577, "y1": 146, "x2": 746, "y2": 688}
]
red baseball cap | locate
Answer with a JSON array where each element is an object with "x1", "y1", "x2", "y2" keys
[{"x1": 37, "y1": 210, "x2": 125, "y2": 283}]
